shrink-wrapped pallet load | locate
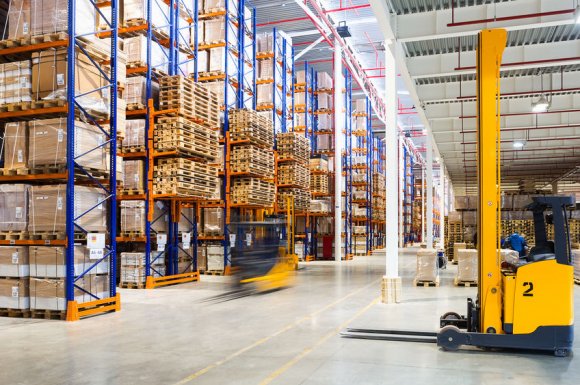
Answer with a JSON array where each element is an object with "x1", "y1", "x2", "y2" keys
[
  {"x1": 1, "y1": 122, "x2": 28, "y2": 171},
  {"x1": 120, "y1": 201, "x2": 146, "y2": 234},
  {"x1": 453, "y1": 242, "x2": 467, "y2": 263},
  {"x1": 30, "y1": 0, "x2": 95, "y2": 36},
  {"x1": 29, "y1": 245, "x2": 109, "y2": 277},
  {"x1": 29, "y1": 275, "x2": 108, "y2": 310},
  {"x1": 121, "y1": 160, "x2": 145, "y2": 192},
  {"x1": 455, "y1": 249, "x2": 478, "y2": 283},
  {"x1": 206, "y1": 245, "x2": 224, "y2": 271},
  {"x1": 0, "y1": 246, "x2": 29, "y2": 277},
  {"x1": 202, "y1": 208, "x2": 223, "y2": 236},
  {"x1": 5, "y1": 0, "x2": 31, "y2": 40},
  {"x1": 121, "y1": 119, "x2": 146, "y2": 150},
  {"x1": 120, "y1": 252, "x2": 165, "y2": 285},
  {"x1": 123, "y1": 0, "x2": 169, "y2": 28},
  {"x1": 0, "y1": 184, "x2": 29, "y2": 232},
  {"x1": 29, "y1": 185, "x2": 107, "y2": 233},
  {"x1": 414, "y1": 248, "x2": 438, "y2": 284},
  {"x1": 0, "y1": 60, "x2": 32, "y2": 104}
]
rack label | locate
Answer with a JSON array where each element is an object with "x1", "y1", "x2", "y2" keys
[
  {"x1": 15, "y1": 207, "x2": 23, "y2": 219},
  {"x1": 12, "y1": 286, "x2": 19, "y2": 298},
  {"x1": 57, "y1": 197, "x2": 63, "y2": 210},
  {"x1": 89, "y1": 249, "x2": 104, "y2": 260},
  {"x1": 57, "y1": 73, "x2": 65, "y2": 86},
  {"x1": 229, "y1": 234, "x2": 236, "y2": 247},
  {"x1": 12, "y1": 252, "x2": 19, "y2": 264}
]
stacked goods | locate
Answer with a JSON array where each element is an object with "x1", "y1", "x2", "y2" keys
[
  {"x1": 206, "y1": 244, "x2": 224, "y2": 272},
  {"x1": 0, "y1": 246, "x2": 29, "y2": 277},
  {"x1": 0, "y1": 122, "x2": 27, "y2": 174},
  {"x1": 0, "y1": 60, "x2": 32, "y2": 106},
  {"x1": 28, "y1": 118, "x2": 109, "y2": 174},
  {"x1": 154, "y1": 116, "x2": 218, "y2": 161},
  {"x1": 229, "y1": 108, "x2": 274, "y2": 146},
  {"x1": 124, "y1": 35, "x2": 168, "y2": 73},
  {"x1": 124, "y1": 76, "x2": 149, "y2": 109},
  {"x1": 572, "y1": 249, "x2": 580, "y2": 283},
  {"x1": 353, "y1": 205, "x2": 367, "y2": 219},
  {"x1": 120, "y1": 201, "x2": 145, "y2": 236},
  {"x1": 316, "y1": 72, "x2": 332, "y2": 91},
  {"x1": 256, "y1": 32, "x2": 273, "y2": 53},
  {"x1": 197, "y1": 244, "x2": 208, "y2": 272},
  {"x1": 153, "y1": 158, "x2": 218, "y2": 198},
  {"x1": 230, "y1": 145, "x2": 274, "y2": 177},
  {"x1": 0, "y1": 245, "x2": 29, "y2": 315},
  {"x1": 452, "y1": 242, "x2": 467, "y2": 264},
  {"x1": 277, "y1": 132, "x2": 309, "y2": 161},
  {"x1": 0, "y1": 184, "x2": 29, "y2": 234},
  {"x1": 231, "y1": 177, "x2": 275, "y2": 206},
  {"x1": 317, "y1": 93, "x2": 332, "y2": 111},
  {"x1": 28, "y1": 246, "x2": 109, "y2": 313},
  {"x1": 159, "y1": 75, "x2": 220, "y2": 129},
  {"x1": 120, "y1": 252, "x2": 165, "y2": 288},
  {"x1": 278, "y1": 163, "x2": 309, "y2": 188},
  {"x1": 123, "y1": 0, "x2": 170, "y2": 28},
  {"x1": 414, "y1": 248, "x2": 438, "y2": 285},
  {"x1": 277, "y1": 188, "x2": 310, "y2": 211},
  {"x1": 455, "y1": 249, "x2": 478, "y2": 284},
  {"x1": 353, "y1": 236, "x2": 367, "y2": 256},
  {"x1": 201, "y1": 208, "x2": 223, "y2": 236},
  {"x1": 29, "y1": 185, "x2": 107, "y2": 235},
  {"x1": 309, "y1": 199, "x2": 331, "y2": 213},
  {"x1": 310, "y1": 156, "x2": 328, "y2": 172},
  {"x1": 310, "y1": 173, "x2": 329, "y2": 194},
  {"x1": 120, "y1": 160, "x2": 145, "y2": 194}
]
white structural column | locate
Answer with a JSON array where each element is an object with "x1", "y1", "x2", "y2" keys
[
  {"x1": 333, "y1": 37, "x2": 343, "y2": 262},
  {"x1": 439, "y1": 163, "x2": 445, "y2": 249},
  {"x1": 398, "y1": 140, "x2": 404, "y2": 248},
  {"x1": 382, "y1": 40, "x2": 401, "y2": 303},
  {"x1": 421, "y1": 166, "x2": 426, "y2": 242},
  {"x1": 426, "y1": 135, "x2": 434, "y2": 249}
]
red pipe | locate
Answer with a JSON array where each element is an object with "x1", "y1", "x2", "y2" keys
[
  {"x1": 256, "y1": 4, "x2": 371, "y2": 27},
  {"x1": 458, "y1": 109, "x2": 580, "y2": 119},
  {"x1": 459, "y1": 124, "x2": 580, "y2": 134},
  {"x1": 447, "y1": 9, "x2": 575, "y2": 28},
  {"x1": 461, "y1": 135, "x2": 580, "y2": 144},
  {"x1": 364, "y1": 67, "x2": 386, "y2": 71},
  {"x1": 459, "y1": 154, "x2": 580, "y2": 163},
  {"x1": 455, "y1": 56, "x2": 580, "y2": 71},
  {"x1": 463, "y1": 146, "x2": 579, "y2": 154},
  {"x1": 295, "y1": 58, "x2": 333, "y2": 66},
  {"x1": 457, "y1": 87, "x2": 580, "y2": 100}
]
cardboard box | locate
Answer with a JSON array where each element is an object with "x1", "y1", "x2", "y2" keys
[
  {"x1": 122, "y1": 119, "x2": 146, "y2": 149},
  {"x1": 31, "y1": 48, "x2": 108, "y2": 115},
  {"x1": 122, "y1": 160, "x2": 144, "y2": 191},
  {"x1": 207, "y1": 245, "x2": 224, "y2": 271},
  {"x1": 29, "y1": 277, "x2": 84, "y2": 310},
  {"x1": 456, "y1": 249, "x2": 478, "y2": 282},
  {"x1": 204, "y1": 18, "x2": 226, "y2": 43},
  {"x1": 0, "y1": 246, "x2": 29, "y2": 277},
  {"x1": 316, "y1": 72, "x2": 332, "y2": 90},
  {"x1": 30, "y1": 246, "x2": 109, "y2": 277},
  {"x1": 120, "y1": 200, "x2": 145, "y2": 234},
  {"x1": 6, "y1": 0, "x2": 31, "y2": 39},
  {"x1": 0, "y1": 277, "x2": 29, "y2": 309},
  {"x1": 120, "y1": 251, "x2": 165, "y2": 283},
  {"x1": 29, "y1": 185, "x2": 107, "y2": 233},
  {"x1": 258, "y1": 59, "x2": 273, "y2": 79},
  {"x1": 208, "y1": 46, "x2": 226, "y2": 73},
  {"x1": 30, "y1": 0, "x2": 95, "y2": 36},
  {"x1": 124, "y1": 35, "x2": 168, "y2": 73},
  {"x1": 28, "y1": 118, "x2": 109, "y2": 171},
  {"x1": 257, "y1": 84, "x2": 273, "y2": 105},
  {"x1": 256, "y1": 32, "x2": 273, "y2": 53},
  {"x1": 296, "y1": 70, "x2": 306, "y2": 84},
  {"x1": 453, "y1": 242, "x2": 467, "y2": 263},
  {"x1": 415, "y1": 248, "x2": 438, "y2": 282},
  {"x1": 124, "y1": 0, "x2": 169, "y2": 29},
  {"x1": 0, "y1": 60, "x2": 32, "y2": 104},
  {"x1": 0, "y1": 184, "x2": 29, "y2": 232},
  {"x1": 1, "y1": 122, "x2": 28, "y2": 170},
  {"x1": 317, "y1": 93, "x2": 332, "y2": 110},
  {"x1": 124, "y1": 76, "x2": 148, "y2": 106}
]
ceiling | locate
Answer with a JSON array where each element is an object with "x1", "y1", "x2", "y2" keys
[{"x1": 249, "y1": 0, "x2": 580, "y2": 196}]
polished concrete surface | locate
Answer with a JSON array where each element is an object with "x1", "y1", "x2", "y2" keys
[{"x1": 1, "y1": 249, "x2": 578, "y2": 385}]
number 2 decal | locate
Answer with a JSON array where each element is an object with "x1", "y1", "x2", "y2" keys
[{"x1": 523, "y1": 282, "x2": 534, "y2": 297}]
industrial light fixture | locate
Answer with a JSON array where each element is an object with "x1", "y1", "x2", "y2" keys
[
  {"x1": 513, "y1": 140, "x2": 526, "y2": 149},
  {"x1": 531, "y1": 94, "x2": 550, "y2": 113},
  {"x1": 576, "y1": 4, "x2": 580, "y2": 24},
  {"x1": 397, "y1": 90, "x2": 410, "y2": 95},
  {"x1": 336, "y1": 21, "x2": 352, "y2": 38}
]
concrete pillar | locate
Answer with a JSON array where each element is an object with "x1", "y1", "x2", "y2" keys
[
  {"x1": 333, "y1": 37, "x2": 343, "y2": 262},
  {"x1": 421, "y1": 166, "x2": 425, "y2": 243},
  {"x1": 398, "y1": 141, "x2": 404, "y2": 248},
  {"x1": 382, "y1": 40, "x2": 401, "y2": 303},
  {"x1": 426, "y1": 135, "x2": 434, "y2": 249},
  {"x1": 439, "y1": 163, "x2": 445, "y2": 249}
]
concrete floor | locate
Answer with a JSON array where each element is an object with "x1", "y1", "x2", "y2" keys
[{"x1": 1, "y1": 249, "x2": 579, "y2": 385}]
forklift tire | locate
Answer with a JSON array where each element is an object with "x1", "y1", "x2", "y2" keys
[
  {"x1": 554, "y1": 349, "x2": 569, "y2": 357},
  {"x1": 437, "y1": 325, "x2": 464, "y2": 351}
]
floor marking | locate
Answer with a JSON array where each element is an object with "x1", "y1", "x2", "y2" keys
[
  {"x1": 172, "y1": 278, "x2": 380, "y2": 385},
  {"x1": 259, "y1": 297, "x2": 380, "y2": 385}
]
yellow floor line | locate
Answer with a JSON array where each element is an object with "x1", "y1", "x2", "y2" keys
[
  {"x1": 259, "y1": 297, "x2": 380, "y2": 385},
  {"x1": 172, "y1": 279, "x2": 380, "y2": 385}
]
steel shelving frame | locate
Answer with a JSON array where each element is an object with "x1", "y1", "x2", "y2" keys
[
  {"x1": 0, "y1": 0, "x2": 121, "y2": 319},
  {"x1": 402, "y1": 145, "x2": 415, "y2": 245},
  {"x1": 343, "y1": 70, "x2": 353, "y2": 259},
  {"x1": 371, "y1": 136, "x2": 386, "y2": 249}
]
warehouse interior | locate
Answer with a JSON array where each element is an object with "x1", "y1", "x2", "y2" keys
[{"x1": 0, "y1": 0, "x2": 579, "y2": 384}]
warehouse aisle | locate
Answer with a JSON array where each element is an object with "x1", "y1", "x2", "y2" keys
[{"x1": 0, "y1": 250, "x2": 578, "y2": 385}]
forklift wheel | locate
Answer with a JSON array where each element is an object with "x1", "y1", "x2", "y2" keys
[{"x1": 437, "y1": 325, "x2": 464, "y2": 351}]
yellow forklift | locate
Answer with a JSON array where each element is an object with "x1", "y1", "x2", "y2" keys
[{"x1": 343, "y1": 29, "x2": 575, "y2": 356}]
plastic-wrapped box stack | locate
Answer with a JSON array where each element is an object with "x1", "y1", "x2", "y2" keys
[
  {"x1": 452, "y1": 242, "x2": 467, "y2": 264},
  {"x1": 120, "y1": 160, "x2": 145, "y2": 194},
  {"x1": 120, "y1": 252, "x2": 165, "y2": 288},
  {"x1": 206, "y1": 244, "x2": 224, "y2": 272},
  {"x1": 1, "y1": 122, "x2": 28, "y2": 173},
  {"x1": 120, "y1": 201, "x2": 145, "y2": 236},
  {"x1": 0, "y1": 60, "x2": 32, "y2": 105},
  {"x1": 414, "y1": 248, "x2": 439, "y2": 285},
  {"x1": 0, "y1": 245, "x2": 30, "y2": 315},
  {"x1": 455, "y1": 249, "x2": 478, "y2": 285}
]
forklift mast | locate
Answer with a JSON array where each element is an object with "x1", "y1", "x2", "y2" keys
[{"x1": 476, "y1": 29, "x2": 507, "y2": 334}]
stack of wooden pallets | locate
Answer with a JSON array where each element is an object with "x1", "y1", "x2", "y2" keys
[
  {"x1": 278, "y1": 163, "x2": 309, "y2": 188},
  {"x1": 276, "y1": 133, "x2": 310, "y2": 162},
  {"x1": 153, "y1": 158, "x2": 218, "y2": 198},
  {"x1": 310, "y1": 173, "x2": 329, "y2": 194},
  {"x1": 154, "y1": 116, "x2": 218, "y2": 162},
  {"x1": 277, "y1": 188, "x2": 310, "y2": 211},
  {"x1": 159, "y1": 75, "x2": 220, "y2": 129},
  {"x1": 231, "y1": 178, "x2": 276, "y2": 206},
  {"x1": 229, "y1": 108, "x2": 274, "y2": 146},
  {"x1": 230, "y1": 145, "x2": 274, "y2": 177},
  {"x1": 275, "y1": 132, "x2": 311, "y2": 214}
]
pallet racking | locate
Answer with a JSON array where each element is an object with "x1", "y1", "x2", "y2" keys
[{"x1": 0, "y1": 0, "x2": 120, "y2": 320}]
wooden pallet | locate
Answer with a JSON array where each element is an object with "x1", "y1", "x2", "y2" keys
[
  {"x1": 118, "y1": 188, "x2": 145, "y2": 196},
  {"x1": 0, "y1": 231, "x2": 29, "y2": 241},
  {"x1": 0, "y1": 308, "x2": 31, "y2": 318},
  {"x1": 120, "y1": 145, "x2": 146, "y2": 153},
  {"x1": 229, "y1": 109, "x2": 274, "y2": 147},
  {"x1": 454, "y1": 278, "x2": 478, "y2": 287},
  {"x1": 154, "y1": 116, "x2": 218, "y2": 161},
  {"x1": 413, "y1": 278, "x2": 440, "y2": 287},
  {"x1": 202, "y1": 270, "x2": 225, "y2": 276},
  {"x1": 0, "y1": 168, "x2": 29, "y2": 176},
  {"x1": 29, "y1": 232, "x2": 67, "y2": 241},
  {"x1": 127, "y1": 103, "x2": 146, "y2": 111},
  {"x1": 0, "y1": 36, "x2": 31, "y2": 48},
  {"x1": 30, "y1": 32, "x2": 67, "y2": 45},
  {"x1": 30, "y1": 309, "x2": 67, "y2": 320},
  {"x1": 119, "y1": 282, "x2": 146, "y2": 289},
  {"x1": 574, "y1": 277, "x2": 580, "y2": 286}
]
